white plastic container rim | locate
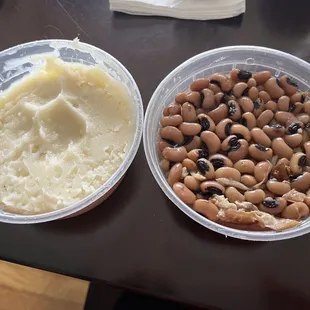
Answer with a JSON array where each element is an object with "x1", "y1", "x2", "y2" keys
[
  {"x1": 0, "y1": 40, "x2": 144, "y2": 224},
  {"x1": 144, "y1": 45, "x2": 310, "y2": 241}
]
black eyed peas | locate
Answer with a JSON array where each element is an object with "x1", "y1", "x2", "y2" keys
[{"x1": 158, "y1": 69, "x2": 310, "y2": 231}]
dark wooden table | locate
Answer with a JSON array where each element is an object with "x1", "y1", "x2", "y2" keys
[{"x1": 1, "y1": 0, "x2": 310, "y2": 309}]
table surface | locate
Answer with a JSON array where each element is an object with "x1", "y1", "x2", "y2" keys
[{"x1": 1, "y1": 0, "x2": 310, "y2": 309}]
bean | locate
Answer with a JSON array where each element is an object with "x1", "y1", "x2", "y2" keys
[
  {"x1": 207, "y1": 104, "x2": 228, "y2": 124},
  {"x1": 228, "y1": 139, "x2": 249, "y2": 163},
  {"x1": 184, "y1": 136, "x2": 202, "y2": 152},
  {"x1": 229, "y1": 69, "x2": 240, "y2": 81},
  {"x1": 173, "y1": 182, "x2": 196, "y2": 205},
  {"x1": 257, "y1": 110, "x2": 274, "y2": 128},
  {"x1": 233, "y1": 82, "x2": 248, "y2": 97},
  {"x1": 304, "y1": 141, "x2": 310, "y2": 164},
  {"x1": 291, "y1": 102, "x2": 303, "y2": 115},
  {"x1": 247, "y1": 78, "x2": 257, "y2": 88},
  {"x1": 291, "y1": 92, "x2": 308, "y2": 104},
  {"x1": 160, "y1": 126, "x2": 184, "y2": 145},
  {"x1": 251, "y1": 127, "x2": 271, "y2": 147},
  {"x1": 241, "y1": 112, "x2": 256, "y2": 130},
  {"x1": 265, "y1": 100, "x2": 277, "y2": 112},
  {"x1": 208, "y1": 82, "x2": 222, "y2": 94},
  {"x1": 184, "y1": 176, "x2": 201, "y2": 191},
  {"x1": 187, "y1": 149, "x2": 209, "y2": 162},
  {"x1": 290, "y1": 152, "x2": 307, "y2": 176},
  {"x1": 158, "y1": 140, "x2": 170, "y2": 152},
  {"x1": 215, "y1": 92, "x2": 224, "y2": 105},
  {"x1": 297, "y1": 113, "x2": 310, "y2": 125},
  {"x1": 254, "y1": 161, "x2": 272, "y2": 182},
  {"x1": 281, "y1": 202, "x2": 309, "y2": 220},
  {"x1": 197, "y1": 158, "x2": 215, "y2": 180},
  {"x1": 162, "y1": 146, "x2": 187, "y2": 162},
  {"x1": 302, "y1": 130, "x2": 310, "y2": 146},
  {"x1": 304, "y1": 197, "x2": 310, "y2": 208},
  {"x1": 272, "y1": 138, "x2": 293, "y2": 159},
  {"x1": 181, "y1": 102, "x2": 197, "y2": 122},
  {"x1": 230, "y1": 69, "x2": 252, "y2": 82},
  {"x1": 209, "y1": 154, "x2": 233, "y2": 170},
  {"x1": 274, "y1": 111, "x2": 297, "y2": 126},
  {"x1": 230, "y1": 124, "x2": 251, "y2": 142},
  {"x1": 304, "y1": 101, "x2": 310, "y2": 114},
  {"x1": 263, "y1": 124, "x2": 285, "y2": 139},
  {"x1": 215, "y1": 167, "x2": 241, "y2": 181},
  {"x1": 253, "y1": 99, "x2": 265, "y2": 118},
  {"x1": 215, "y1": 118, "x2": 233, "y2": 139},
  {"x1": 201, "y1": 88, "x2": 215, "y2": 109},
  {"x1": 249, "y1": 144, "x2": 273, "y2": 161},
  {"x1": 186, "y1": 91, "x2": 201, "y2": 108},
  {"x1": 227, "y1": 100, "x2": 242, "y2": 121},
  {"x1": 279, "y1": 75, "x2": 298, "y2": 96},
  {"x1": 193, "y1": 199, "x2": 219, "y2": 221},
  {"x1": 291, "y1": 172, "x2": 310, "y2": 192},
  {"x1": 197, "y1": 114, "x2": 216, "y2": 132},
  {"x1": 190, "y1": 78, "x2": 210, "y2": 91},
  {"x1": 175, "y1": 93, "x2": 187, "y2": 104},
  {"x1": 163, "y1": 107, "x2": 169, "y2": 116},
  {"x1": 238, "y1": 70, "x2": 253, "y2": 82},
  {"x1": 179, "y1": 122, "x2": 201, "y2": 136},
  {"x1": 248, "y1": 87, "x2": 259, "y2": 101},
  {"x1": 245, "y1": 189, "x2": 266, "y2": 204},
  {"x1": 210, "y1": 73, "x2": 233, "y2": 92},
  {"x1": 182, "y1": 158, "x2": 197, "y2": 172},
  {"x1": 258, "y1": 91, "x2": 271, "y2": 104},
  {"x1": 259, "y1": 197, "x2": 287, "y2": 215},
  {"x1": 238, "y1": 96, "x2": 254, "y2": 112},
  {"x1": 200, "y1": 181, "x2": 225, "y2": 195},
  {"x1": 200, "y1": 131, "x2": 221, "y2": 154},
  {"x1": 283, "y1": 133, "x2": 303, "y2": 148},
  {"x1": 221, "y1": 135, "x2": 239, "y2": 152},
  {"x1": 160, "y1": 115, "x2": 183, "y2": 127},
  {"x1": 266, "y1": 179, "x2": 291, "y2": 196},
  {"x1": 253, "y1": 71, "x2": 272, "y2": 85},
  {"x1": 277, "y1": 95, "x2": 290, "y2": 112},
  {"x1": 168, "y1": 163, "x2": 183, "y2": 186},
  {"x1": 264, "y1": 77, "x2": 285, "y2": 99},
  {"x1": 167, "y1": 103, "x2": 181, "y2": 115},
  {"x1": 225, "y1": 187, "x2": 245, "y2": 203},
  {"x1": 241, "y1": 175, "x2": 257, "y2": 187},
  {"x1": 234, "y1": 160, "x2": 255, "y2": 174},
  {"x1": 160, "y1": 159, "x2": 170, "y2": 172}
]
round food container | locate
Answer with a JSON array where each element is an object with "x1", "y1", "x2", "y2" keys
[
  {"x1": 144, "y1": 45, "x2": 310, "y2": 241},
  {"x1": 0, "y1": 40, "x2": 143, "y2": 224}
]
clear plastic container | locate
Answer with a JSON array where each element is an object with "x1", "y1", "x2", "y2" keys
[
  {"x1": 0, "y1": 40, "x2": 143, "y2": 224},
  {"x1": 144, "y1": 45, "x2": 310, "y2": 241}
]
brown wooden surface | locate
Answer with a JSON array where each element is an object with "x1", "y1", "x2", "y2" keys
[
  {"x1": 0, "y1": 0, "x2": 310, "y2": 309},
  {"x1": 0, "y1": 260, "x2": 88, "y2": 310}
]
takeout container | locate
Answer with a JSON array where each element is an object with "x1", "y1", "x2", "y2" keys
[
  {"x1": 144, "y1": 46, "x2": 310, "y2": 241},
  {"x1": 0, "y1": 40, "x2": 143, "y2": 224}
]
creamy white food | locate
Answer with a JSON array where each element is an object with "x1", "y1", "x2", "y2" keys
[{"x1": 0, "y1": 58, "x2": 135, "y2": 214}]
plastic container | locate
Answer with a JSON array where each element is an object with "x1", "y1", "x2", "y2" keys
[
  {"x1": 0, "y1": 39, "x2": 143, "y2": 224},
  {"x1": 144, "y1": 45, "x2": 310, "y2": 241}
]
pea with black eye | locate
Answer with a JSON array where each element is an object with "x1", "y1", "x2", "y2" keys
[
  {"x1": 259, "y1": 197, "x2": 287, "y2": 215},
  {"x1": 196, "y1": 158, "x2": 215, "y2": 180},
  {"x1": 197, "y1": 114, "x2": 216, "y2": 132},
  {"x1": 227, "y1": 100, "x2": 241, "y2": 121},
  {"x1": 209, "y1": 154, "x2": 233, "y2": 170},
  {"x1": 237, "y1": 70, "x2": 252, "y2": 82},
  {"x1": 249, "y1": 144, "x2": 273, "y2": 161},
  {"x1": 290, "y1": 152, "x2": 307, "y2": 175}
]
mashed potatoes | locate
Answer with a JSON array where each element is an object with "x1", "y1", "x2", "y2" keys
[{"x1": 0, "y1": 58, "x2": 135, "y2": 214}]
